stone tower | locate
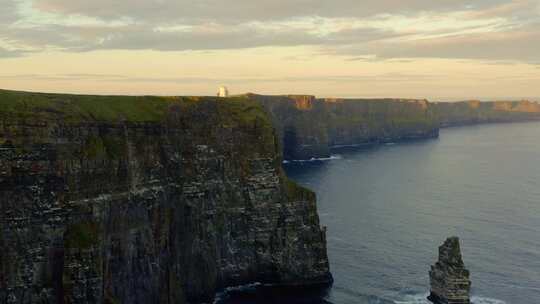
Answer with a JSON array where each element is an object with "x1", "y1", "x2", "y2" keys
[
  {"x1": 428, "y1": 237, "x2": 471, "y2": 304},
  {"x1": 218, "y1": 86, "x2": 229, "y2": 97}
]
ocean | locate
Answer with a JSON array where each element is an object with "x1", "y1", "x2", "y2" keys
[{"x1": 220, "y1": 121, "x2": 540, "y2": 304}]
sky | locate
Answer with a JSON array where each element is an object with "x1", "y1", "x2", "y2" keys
[{"x1": 1, "y1": 0, "x2": 540, "y2": 100}]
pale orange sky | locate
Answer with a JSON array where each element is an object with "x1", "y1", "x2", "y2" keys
[{"x1": 1, "y1": 0, "x2": 540, "y2": 100}]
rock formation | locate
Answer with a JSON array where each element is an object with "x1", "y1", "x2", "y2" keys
[
  {"x1": 428, "y1": 237, "x2": 471, "y2": 304},
  {"x1": 0, "y1": 89, "x2": 331, "y2": 304}
]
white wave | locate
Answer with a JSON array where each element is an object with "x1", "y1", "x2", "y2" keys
[
  {"x1": 394, "y1": 293, "x2": 430, "y2": 304},
  {"x1": 223, "y1": 282, "x2": 262, "y2": 293},
  {"x1": 471, "y1": 296, "x2": 507, "y2": 304},
  {"x1": 331, "y1": 144, "x2": 364, "y2": 148},
  {"x1": 394, "y1": 294, "x2": 506, "y2": 304},
  {"x1": 284, "y1": 155, "x2": 343, "y2": 163},
  {"x1": 213, "y1": 282, "x2": 262, "y2": 304}
]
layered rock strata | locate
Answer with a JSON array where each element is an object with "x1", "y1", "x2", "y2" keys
[
  {"x1": 428, "y1": 237, "x2": 471, "y2": 304},
  {"x1": 0, "y1": 89, "x2": 331, "y2": 304}
]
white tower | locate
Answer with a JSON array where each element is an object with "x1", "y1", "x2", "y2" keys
[{"x1": 218, "y1": 86, "x2": 229, "y2": 97}]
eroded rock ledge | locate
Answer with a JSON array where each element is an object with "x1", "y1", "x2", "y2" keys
[{"x1": 0, "y1": 90, "x2": 331, "y2": 304}]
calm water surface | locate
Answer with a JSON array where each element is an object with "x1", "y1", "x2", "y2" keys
[{"x1": 224, "y1": 122, "x2": 540, "y2": 304}]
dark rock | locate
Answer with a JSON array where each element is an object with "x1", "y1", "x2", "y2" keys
[
  {"x1": 0, "y1": 89, "x2": 332, "y2": 304},
  {"x1": 428, "y1": 237, "x2": 471, "y2": 304}
]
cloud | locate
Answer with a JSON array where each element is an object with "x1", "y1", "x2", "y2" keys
[
  {"x1": 1, "y1": 14, "x2": 399, "y2": 52},
  {"x1": 463, "y1": 0, "x2": 538, "y2": 18},
  {"x1": 0, "y1": 47, "x2": 22, "y2": 58},
  {"x1": 0, "y1": 72, "x2": 445, "y2": 84},
  {"x1": 31, "y1": 0, "x2": 506, "y2": 22},
  {"x1": 329, "y1": 21, "x2": 540, "y2": 62},
  {"x1": 0, "y1": 0, "x2": 20, "y2": 25},
  {"x1": 0, "y1": 0, "x2": 539, "y2": 63},
  {"x1": 87, "y1": 24, "x2": 323, "y2": 51}
]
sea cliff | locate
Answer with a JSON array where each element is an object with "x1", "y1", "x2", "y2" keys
[
  {"x1": 432, "y1": 100, "x2": 540, "y2": 127},
  {"x1": 248, "y1": 94, "x2": 439, "y2": 160},
  {"x1": 0, "y1": 89, "x2": 331, "y2": 304},
  {"x1": 249, "y1": 95, "x2": 540, "y2": 160}
]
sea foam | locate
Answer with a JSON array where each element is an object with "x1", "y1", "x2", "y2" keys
[
  {"x1": 283, "y1": 155, "x2": 342, "y2": 164},
  {"x1": 394, "y1": 294, "x2": 506, "y2": 304}
]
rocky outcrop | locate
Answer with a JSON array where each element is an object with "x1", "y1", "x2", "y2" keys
[
  {"x1": 0, "y1": 89, "x2": 331, "y2": 304},
  {"x1": 428, "y1": 237, "x2": 471, "y2": 304},
  {"x1": 433, "y1": 100, "x2": 540, "y2": 127},
  {"x1": 248, "y1": 94, "x2": 439, "y2": 160}
]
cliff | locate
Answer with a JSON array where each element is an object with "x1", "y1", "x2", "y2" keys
[
  {"x1": 433, "y1": 100, "x2": 540, "y2": 127},
  {"x1": 248, "y1": 94, "x2": 540, "y2": 160},
  {"x1": 248, "y1": 94, "x2": 439, "y2": 160},
  {"x1": 0, "y1": 89, "x2": 331, "y2": 304}
]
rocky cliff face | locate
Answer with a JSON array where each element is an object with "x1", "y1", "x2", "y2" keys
[
  {"x1": 428, "y1": 237, "x2": 471, "y2": 304},
  {"x1": 433, "y1": 100, "x2": 540, "y2": 127},
  {"x1": 0, "y1": 90, "x2": 331, "y2": 304},
  {"x1": 249, "y1": 94, "x2": 439, "y2": 160},
  {"x1": 250, "y1": 94, "x2": 540, "y2": 160}
]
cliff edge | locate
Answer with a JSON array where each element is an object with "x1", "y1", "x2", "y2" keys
[{"x1": 0, "y1": 89, "x2": 331, "y2": 304}]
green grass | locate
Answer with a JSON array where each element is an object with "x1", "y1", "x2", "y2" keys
[
  {"x1": 0, "y1": 89, "x2": 170, "y2": 121},
  {"x1": 0, "y1": 89, "x2": 272, "y2": 128}
]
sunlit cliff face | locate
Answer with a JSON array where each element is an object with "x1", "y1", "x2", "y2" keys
[{"x1": 1, "y1": 0, "x2": 539, "y2": 100}]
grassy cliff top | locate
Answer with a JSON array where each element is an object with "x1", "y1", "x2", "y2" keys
[{"x1": 0, "y1": 89, "x2": 271, "y2": 127}]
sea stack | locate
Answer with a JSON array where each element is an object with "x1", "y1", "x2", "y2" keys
[{"x1": 428, "y1": 237, "x2": 471, "y2": 304}]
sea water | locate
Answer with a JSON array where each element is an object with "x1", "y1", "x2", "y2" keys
[{"x1": 222, "y1": 121, "x2": 540, "y2": 304}]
